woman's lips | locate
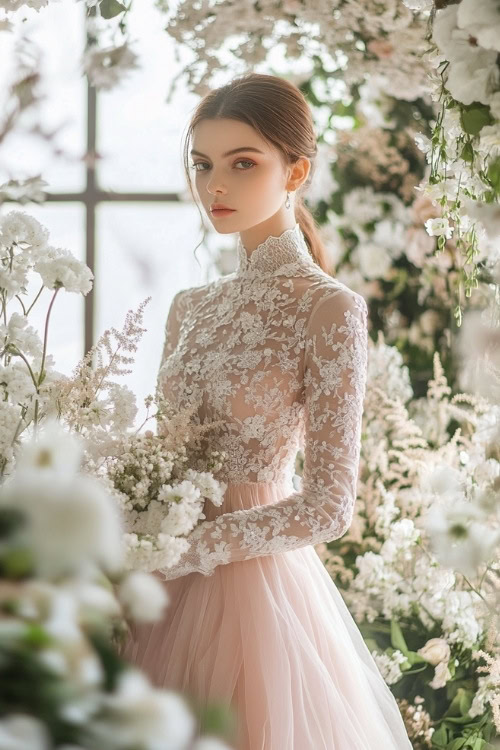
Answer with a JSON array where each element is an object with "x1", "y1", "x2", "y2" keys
[{"x1": 211, "y1": 208, "x2": 235, "y2": 217}]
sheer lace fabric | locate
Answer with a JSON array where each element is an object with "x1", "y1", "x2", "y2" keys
[{"x1": 157, "y1": 224, "x2": 368, "y2": 579}]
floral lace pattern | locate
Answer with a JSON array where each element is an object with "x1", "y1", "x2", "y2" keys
[{"x1": 157, "y1": 224, "x2": 369, "y2": 579}]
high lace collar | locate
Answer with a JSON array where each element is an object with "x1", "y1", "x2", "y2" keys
[{"x1": 235, "y1": 223, "x2": 316, "y2": 278}]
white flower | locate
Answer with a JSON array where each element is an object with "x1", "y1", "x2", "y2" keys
[
  {"x1": 0, "y1": 362, "x2": 37, "y2": 403},
  {"x1": 158, "y1": 480, "x2": 204, "y2": 537},
  {"x1": 469, "y1": 674, "x2": 498, "y2": 718},
  {"x1": 429, "y1": 660, "x2": 452, "y2": 689},
  {"x1": 372, "y1": 219, "x2": 406, "y2": 258},
  {"x1": 371, "y1": 649, "x2": 408, "y2": 685},
  {"x1": 0, "y1": 210, "x2": 49, "y2": 254},
  {"x1": 0, "y1": 470, "x2": 124, "y2": 579},
  {"x1": 417, "y1": 637, "x2": 451, "y2": 666},
  {"x1": 0, "y1": 400, "x2": 21, "y2": 470},
  {"x1": 89, "y1": 669, "x2": 196, "y2": 750},
  {"x1": 34, "y1": 247, "x2": 93, "y2": 295},
  {"x1": 422, "y1": 499, "x2": 499, "y2": 577},
  {"x1": 118, "y1": 571, "x2": 169, "y2": 623},
  {"x1": 418, "y1": 463, "x2": 464, "y2": 500},
  {"x1": 0, "y1": 312, "x2": 44, "y2": 359},
  {"x1": 356, "y1": 242, "x2": 393, "y2": 280},
  {"x1": 424, "y1": 217, "x2": 453, "y2": 239},
  {"x1": 66, "y1": 578, "x2": 121, "y2": 623},
  {"x1": 446, "y1": 53, "x2": 499, "y2": 106},
  {"x1": 0, "y1": 714, "x2": 50, "y2": 750},
  {"x1": 107, "y1": 384, "x2": 138, "y2": 431},
  {"x1": 14, "y1": 418, "x2": 84, "y2": 479},
  {"x1": 457, "y1": 0, "x2": 500, "y2": 53},
  {"x1": 342, "y1": 187, "x2": 383, "y2": 224},
  {"x1": 431, "y1": 4, "x2": 499, "y2": 105},
  {"x1": 441, "y1": 590, "x2": 483, "y2": 647},
  {"x1": 380, "y1": 518, "x2": 420, "y2": 563}
]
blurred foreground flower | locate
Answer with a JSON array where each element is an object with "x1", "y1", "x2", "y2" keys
[{"x1": 0, "y1": 421, "x2": 236, "y2": 749}]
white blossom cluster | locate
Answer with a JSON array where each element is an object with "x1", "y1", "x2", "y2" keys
[
  {"x1": 0, "y1": 211, "x2": 93, "y2": 299},
  {"x1": 416, "y1": 0, "x2": 500, "y2": 282},
  {"x1": 157, "y1": 0, "x2": 432, "y2": 101},
  {"x1": 103, "y1": 430, "x2": 227, "y2": 573},
  {"x1": 0, "y1": 211, "x2": 96, "y2": 473},
  {"x1": 324, "y1": 187, "x2": 411, "y2": 289},
  {"x1": 371, "y1": 648, "x2": 409, "y2": 685}
]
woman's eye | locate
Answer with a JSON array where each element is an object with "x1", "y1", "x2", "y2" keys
[
  {"x1": 234, "y1": 159, "x2": 255, "y2": 169},
  {"x1": 190, "y1": 159, "x2": 255, "y2": 172}
]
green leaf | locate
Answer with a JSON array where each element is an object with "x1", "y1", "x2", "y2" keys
[
  {"x1": 99, "y1": 0, "x2": 126, "y2": 19},
  {"x1": 448, "y1": 739, "x2": 467, "y2": 750},
  {"x1": 444, "y1": 688, "x2": 474, "y2": 719},
  {"x1": 390, "y1": 619, "x2": 409, "y2": 655},
  {"x1": 460, "y1": 141, "x2": 474, "y2": 163},
  {"x1": 486, "y1": 157, "x2": 500, "y2": 193},
  {"x1": 432, "y1": 722, "x2": 450, "y2": 746},
  {"x1": 460, "y1": 104, "x2": 493, "y2": 136},
  {"x1": 459, "y1": 689, "x2": 473, "y2": 716}
]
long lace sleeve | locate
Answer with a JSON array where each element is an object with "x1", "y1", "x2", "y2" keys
[{"x1": 160, "y1": 289, "x2": 369, "y2": 580}]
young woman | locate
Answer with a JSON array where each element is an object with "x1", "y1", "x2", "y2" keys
[{"x1": 122, "y1": 73, "x2": 413, "y2": 750}]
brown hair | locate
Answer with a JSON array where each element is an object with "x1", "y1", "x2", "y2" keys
[{"x1": 182, "y1": 72, "x2": 331, "y2": 273}]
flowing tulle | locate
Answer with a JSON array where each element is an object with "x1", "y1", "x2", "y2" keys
[{"x1": 121, "y1": 480, "x2": 413, "y2": 750}]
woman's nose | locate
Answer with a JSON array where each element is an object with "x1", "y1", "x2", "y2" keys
[{"x1": 206, "y1": 169, "x2": 227, "y2": 194}]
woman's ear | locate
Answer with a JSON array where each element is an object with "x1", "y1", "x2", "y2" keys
[{"x1": 288, "y1": 156, "x2": 311, "y2": 191}]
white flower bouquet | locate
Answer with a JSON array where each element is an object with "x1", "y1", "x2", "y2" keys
[{"x1": 92, "y1": 405, "x2": 228, "y2": 573}]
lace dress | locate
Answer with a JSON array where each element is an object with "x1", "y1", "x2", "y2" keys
[{"x1": 121, "y1": 224, "x2": 413, "y2": 750}]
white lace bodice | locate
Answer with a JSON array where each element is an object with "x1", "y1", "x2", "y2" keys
[{"x1": 157, "y1": 223, "x2": 369, "y2": 578}]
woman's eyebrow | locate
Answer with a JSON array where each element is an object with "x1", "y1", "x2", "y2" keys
[{"x1": 190, "y1": 146, "x2": 264, "y2": 158}]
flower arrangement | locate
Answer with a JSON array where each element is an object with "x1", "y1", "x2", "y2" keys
[
  {"x1": 309, "y1": 333, "x2": 500, "y2": 748},
  {"x1": 89, "y1": 404, "x2": 228, "y2": 573}
]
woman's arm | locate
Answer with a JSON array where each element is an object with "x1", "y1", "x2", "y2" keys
[{"x1": 160, "y1": 287, "x2": 369, "y2": 579}]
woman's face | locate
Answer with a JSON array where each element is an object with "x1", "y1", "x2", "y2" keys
[{"x1": 190, "y1": 117, "x2": 309, "y2": 237}]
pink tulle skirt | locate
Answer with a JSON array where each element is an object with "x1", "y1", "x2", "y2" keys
[{"x1": 120, "y1": 479, "x2": 413, "y2": 750}]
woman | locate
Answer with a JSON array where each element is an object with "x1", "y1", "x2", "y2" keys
[{"x1": 122, "y1": 73, "x2": 413, "y2": 750}]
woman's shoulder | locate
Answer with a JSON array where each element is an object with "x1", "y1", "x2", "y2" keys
[
  {"x1": 172, "y1": 275, "x2": 230, "y2": 311},
  {"x1": 295, "y1": 271, "x2": 368, "y2": 318}
]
